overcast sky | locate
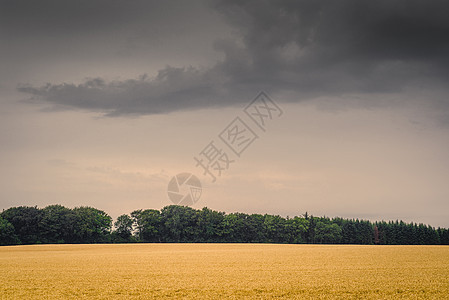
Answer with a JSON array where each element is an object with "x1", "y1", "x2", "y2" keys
[{"x1": 1, "y1": 0, "x2": 449, "y2": 227}]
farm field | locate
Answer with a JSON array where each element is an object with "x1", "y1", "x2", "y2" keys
[{"x1": 0, "y1": 244, "x2": 448, "y2": 299}]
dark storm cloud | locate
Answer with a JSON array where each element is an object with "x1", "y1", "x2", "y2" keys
[
  {"x1": 0, "y1": 0, "x2": 197, "y2": 36},
  {"x1": 19, "y1": 68, "x2": 229, "y2": 116},
  {"x1": 15, "y1": 0, "x2": 449, "y2": 116},
  {"x1": 211, "y1": 0, "x2": 449, "y2": 101}
]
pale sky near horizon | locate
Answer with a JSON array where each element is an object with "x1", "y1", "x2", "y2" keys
[{"x1": 1, "y1": 0, "x2": 449, "y2": 227}]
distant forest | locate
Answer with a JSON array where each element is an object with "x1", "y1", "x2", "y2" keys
[{"x1": 1, "y1": 205, "x2": 448, "y2": 246}]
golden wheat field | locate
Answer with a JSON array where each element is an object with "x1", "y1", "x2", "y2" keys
[{"x1": 0, "y1": 244, "x2": 448, "y2": 299}]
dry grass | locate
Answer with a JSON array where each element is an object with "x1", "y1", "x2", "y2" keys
[{"x1": 1, "y1": 244, "x2": 448, "y2": 299}]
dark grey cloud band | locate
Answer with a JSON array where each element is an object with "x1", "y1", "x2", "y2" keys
[{"x1": 12, "y1": 0, "x2": 449, "y2": 116}]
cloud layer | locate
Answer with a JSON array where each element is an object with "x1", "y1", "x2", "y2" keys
[{"x1": 16, "y1": 0, "x2": 449, "y2": 116}]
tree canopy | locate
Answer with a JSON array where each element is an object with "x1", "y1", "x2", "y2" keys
[{"x1": 1, "y1": 205, "x2": 448, "y2": 246}]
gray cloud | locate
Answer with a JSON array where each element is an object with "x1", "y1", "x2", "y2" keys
[
  {"x1": 19, "y1": 67, "x2": 230, "y2": 116},
  {"x1": 213, "y1": 0, "x2": 449, "y2": 93},
  {"x1": 15, "y1": 0, "x2": 449, "y2": 116},
  {"x1": 0, "y1": 0, "x2": 207, "y2": 37}
]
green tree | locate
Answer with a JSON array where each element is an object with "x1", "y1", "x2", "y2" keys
[
  {"x1": 72, "y1": 207, "x2": 112, "y2": 243},
  {"x1": 39, "y1": 205, "x2": 76, "y2": 243},
  {"x1": 113, "y1": 214, "x2": 134, "y2": 242},
  {"x1": 1, "y1": 206, "x2": 43, "y2": 244},
  {"x1": 245, "y1": 214, "x2": 266, "y2": 243},
  {"x1": 305, "y1": 216, "x2": 317, "y2": 243},
  {"x1": 131, "y1": 209, "x2": 162, "y2": 242},
  {"x1": 264, "y1": 214, "x2": 286, "y2": 243},
  {"x1": 222, "y1": 213, "x2": 246, "y2": 242},
  {"x1": 160, "y1": 205, "x2": 198, "y2": 242},
  {"x1": 314, "y1": 220, "x2": 342, "y2": 244},
  {"x1": 342, "y1": 220, "x2": 357, "y2": 244},
  {"x1": 285, "y1": 216, "x2": 309, "y2": 243},
  {"x1": 0, "y1": 216, "x2": 20, "y2": 245},
  {"x1": 196, "y1": 207, "x2": 225, "y2": 242},
  {"x1": 438, "y1": 228, "x2": 449, "y2": 245}
]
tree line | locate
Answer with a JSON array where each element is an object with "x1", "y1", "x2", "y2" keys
[{"x1": 1, "y1": 205, "x2": 448, "y2": 246}]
